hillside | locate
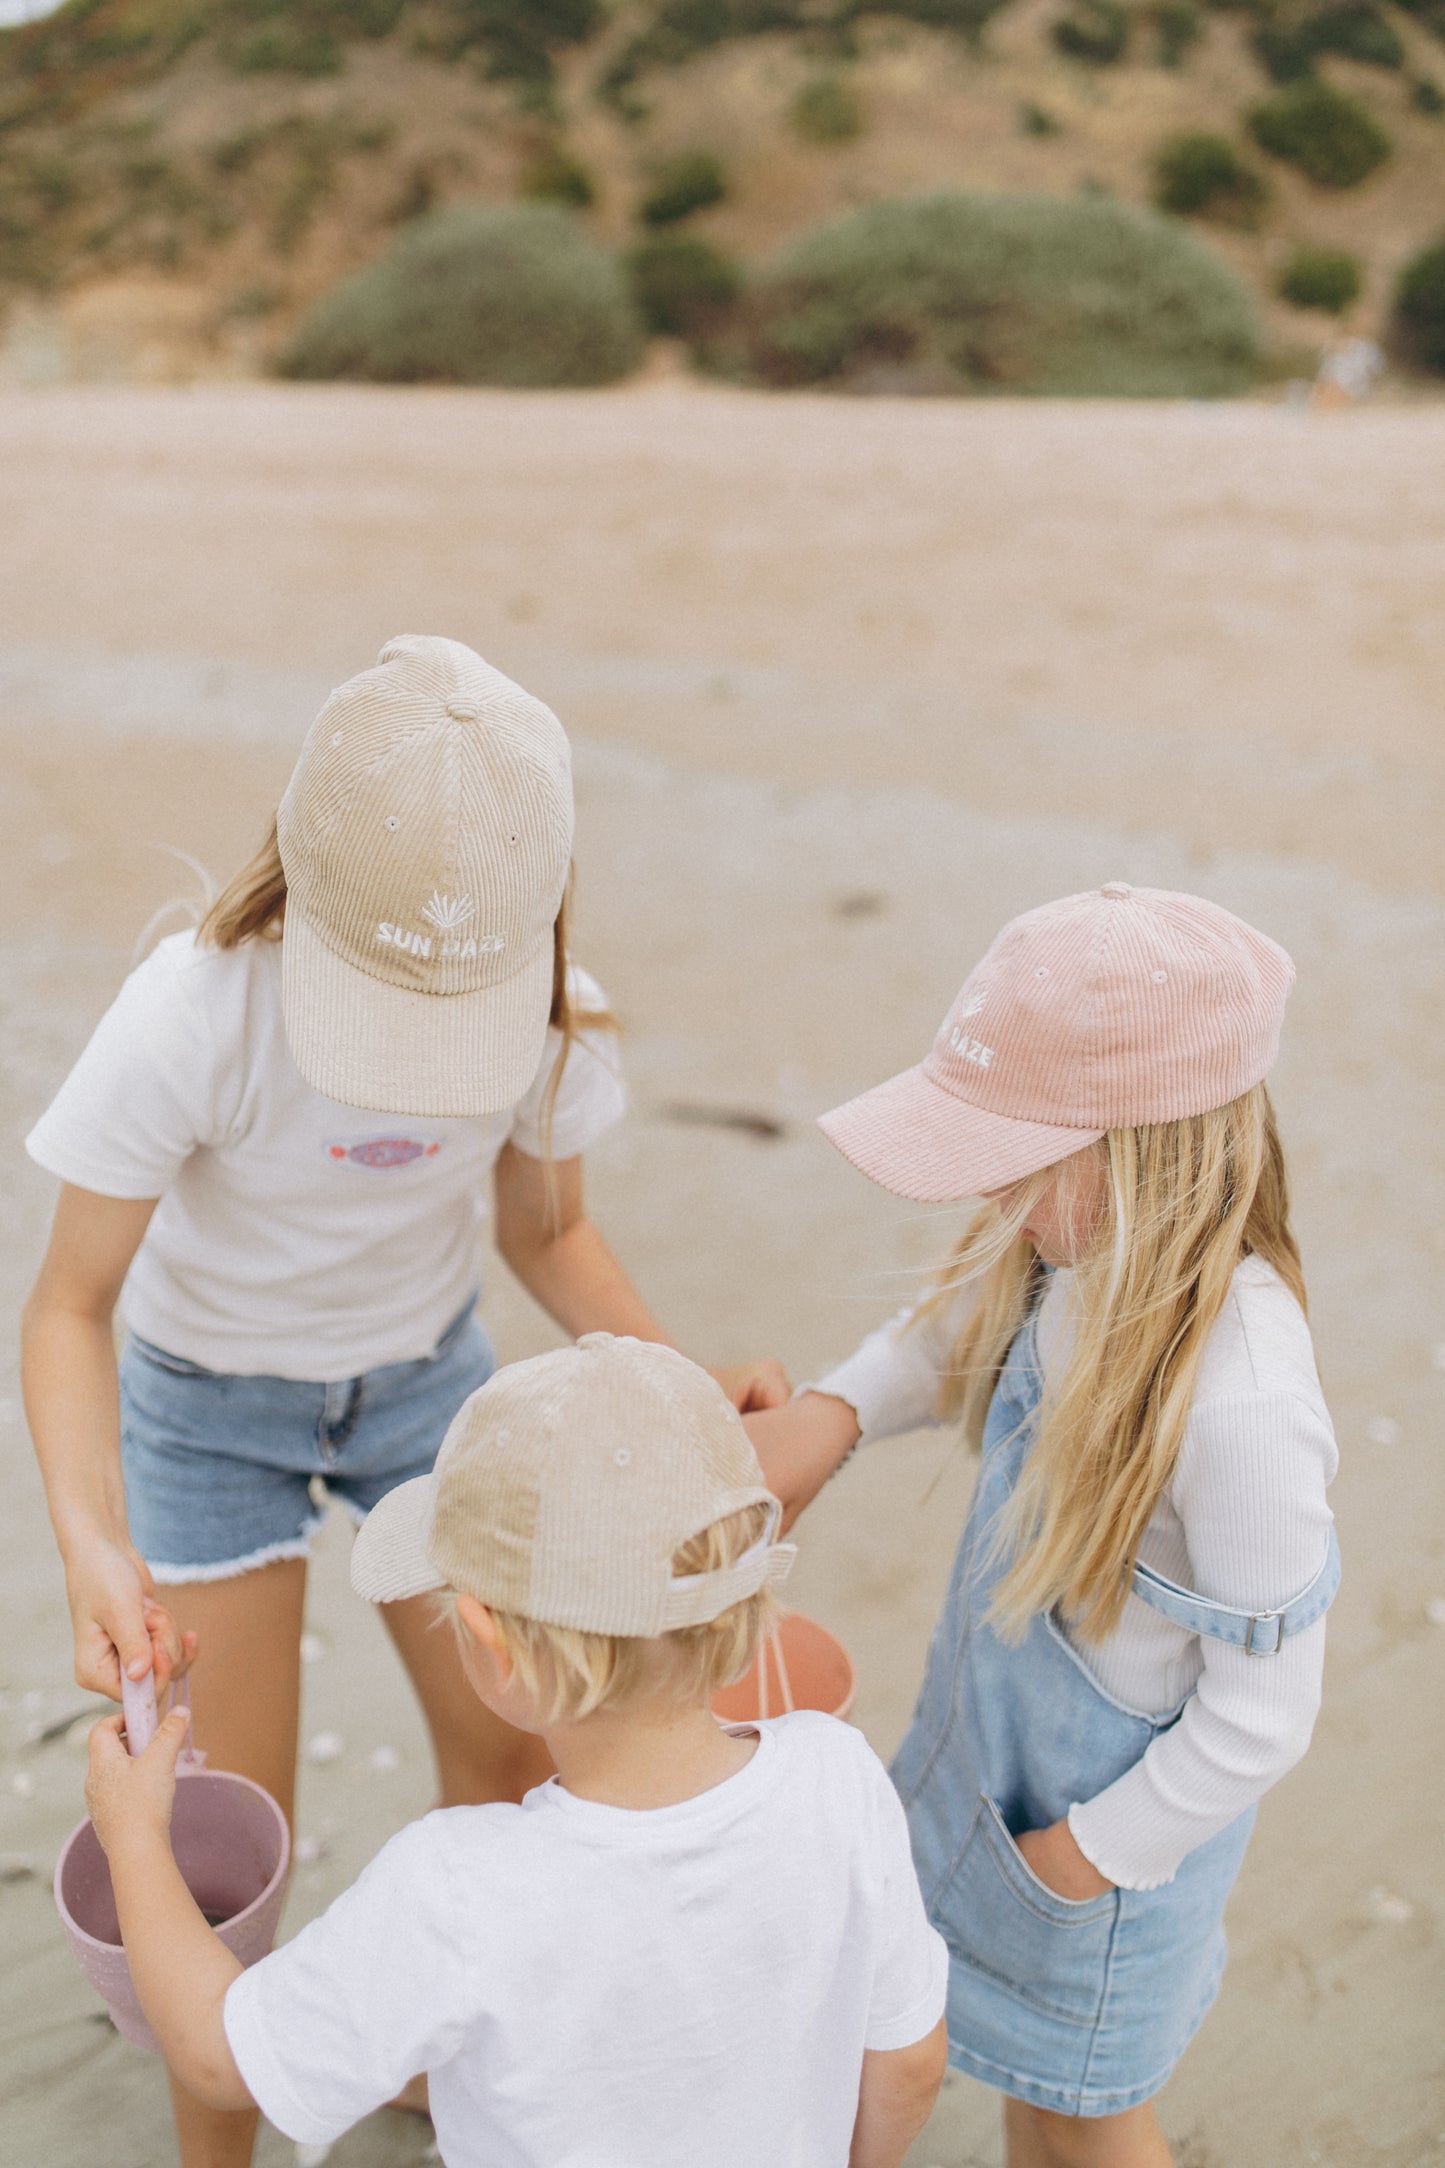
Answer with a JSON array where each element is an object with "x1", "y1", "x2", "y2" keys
[{"x1": 0, "y1": 0, "x2": 1442, "y2": 382}]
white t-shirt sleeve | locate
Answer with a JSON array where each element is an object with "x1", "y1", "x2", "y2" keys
[
  {"x1": 25, "y1": 935, "x2": 229, "y2": 1200},
  {"x1": 1068, "y1": 1389, "x2": 1337, "y2": 1891},
  {"x1": 861, "y1": 1752, "x2": 950, "y2": 2051},
  {"x1": 507, "y1": 965, "x2": 627, "y2": 1162},
  {"x1": 807, "y1": 1286, "x2": 973, "y2": 1446},
  {"x1": 223, "y1": 1818, "x2": 477, "y2": 2148}
]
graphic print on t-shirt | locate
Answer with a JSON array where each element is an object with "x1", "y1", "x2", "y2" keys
[{"x1": 325, "y1": 1137, "x2": 444, "y2": 1170}]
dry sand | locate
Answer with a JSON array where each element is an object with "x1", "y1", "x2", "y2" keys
[{"x1": 0, "y1": 382, "x2": 1441, "y2": 2168}]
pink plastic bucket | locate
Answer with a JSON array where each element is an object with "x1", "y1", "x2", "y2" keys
[
  {"x1": 54, "y1": 1673, "x2": 290, "y2": 2052},
  {"x1": 712, "y1": 1608, "x2": 858, "y2": 1725}
]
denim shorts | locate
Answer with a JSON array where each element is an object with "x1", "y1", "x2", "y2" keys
[{"x1": 119, "y1": 1301, "x2": 494, "y2": 1583}]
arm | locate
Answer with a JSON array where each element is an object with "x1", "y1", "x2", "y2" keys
[
  {"x1": 22, "y1": 1184, "x2": 191, "y2": 1698},
  {"x1": 493, "y1": 1143, "x2": 788, "y2": 1411},
  {"x1": 744, "y1": 1286, "x2": 974, "y2": 1528},
  {"x1": 86, "y1": 1709, "x2": 252, "y2": 2108},
  {"x1": 745, "y1": 1393, "x2": 861, "y2": 1532},
  {"x1": 849, "y1": 2020, "x2": 947, "y2": 2168},
  {"x1": 1066, "y1": 1391, "x2": 1337, "y2": 1891}
]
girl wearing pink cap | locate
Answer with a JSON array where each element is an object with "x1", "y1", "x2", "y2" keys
[{"x1": 748, "y1": 883, "x2": 1339, "y2": 2167}]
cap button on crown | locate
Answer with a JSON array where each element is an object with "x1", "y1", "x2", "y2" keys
[
  {"x1": 446, "y1": 700, "x2": 479, "y2": 723},
  {"x1": 1100, "y1": 881, "x2": 1132, "y2": 900}
]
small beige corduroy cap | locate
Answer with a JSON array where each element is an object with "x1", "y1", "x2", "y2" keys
[
  {"x1": 820, "y1": 883, "x2": 1294, "y2": 1203},
  {"x1": 277, "y1": 634, "x2": 573, "y2": 1117},
  {"x1": 351, "y1": 1335, "x2": 796, "y2": 1635}
]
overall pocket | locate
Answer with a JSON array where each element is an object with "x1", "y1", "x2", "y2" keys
[{"x1": 930, "y1": 1795, "x2": 1118, "y2": 2028}]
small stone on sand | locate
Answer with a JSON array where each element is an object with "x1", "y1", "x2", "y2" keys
[
  {"x1": 306, "y1": 1730, "x2": 344, "y2": 1764},
  {"x1": 300, "y1": 1633, "x2": 326, "y2": 1665},
  {"x1": 1365, "y1": 1886, "x2": 1414, "y2": 1924},
  {"x1": 295, "y1": 2145, "x2": 332, "y2": 2166},
  {"x1": 1425, "y1": 1598, "x2": 1445, "y2": 1628},
  {"x1": 9, "y1": 1772, "x2": 33, "y2": 1798},
  {"x1": 368, "y1": 1745, "x2": 400, "y2": 1774},
  {"x1": 1366, "y1": 1416, "x2": 1399, "y2": 1447},
  {"x1": 294, "y1": 1835, "x2": 329, "y2": 1866}
]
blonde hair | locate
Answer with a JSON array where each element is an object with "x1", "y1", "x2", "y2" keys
[
  {"x1": 927, "y1": 1083, "x2": 1304, "y2": 1644},
  {"x1": 195, "y1": 819, "x2": 615, "y2": 1151},
  {"x1": 464, "y1": 1502, "x2": 777, "y2": 1724}
]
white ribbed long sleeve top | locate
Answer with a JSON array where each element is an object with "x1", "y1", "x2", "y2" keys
[{"x1": 812, "y1": 1256, "x2": 1338, "y2": 1890}]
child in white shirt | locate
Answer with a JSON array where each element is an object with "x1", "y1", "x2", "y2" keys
[{"x1": 85, "y1": 1335, "x2": 948, "y2": 2168}]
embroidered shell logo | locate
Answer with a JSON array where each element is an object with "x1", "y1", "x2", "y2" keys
[
  {"x1": 959, "y1": 988, "x2": 988, "y2": 1019},
  {"x1": 421, "y1": 891, "x2": 477, "y2": 935},
  {"x1": 327, "y1": 1139, "x2": 443, "y2": 1168}
]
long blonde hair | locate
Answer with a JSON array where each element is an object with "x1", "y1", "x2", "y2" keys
[
  {"x1": 196, "y1": 819, "x2": 616, "y2": 1147},
  {"x1": 928, "y1": 1083, "x2": 1303, "y2": 1644}
]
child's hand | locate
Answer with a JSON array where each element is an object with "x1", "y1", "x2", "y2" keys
[
  {"x1": 85, "y1": 1704, "x2": 191, "y2": 1858},
  {"x1": 709, "y1": 1359, "x2": 792, "y2": 1413},
  {"x1": 745, "y1": 1393, "x2": 862, "y2": 1529},
  {"x1": 1014, "y1": 1818, "x2": 1115, "y2": 1901}
]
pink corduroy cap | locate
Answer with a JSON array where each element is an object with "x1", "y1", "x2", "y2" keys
[{"x1": 818, "y1": 883, "x2": 1294, "y2": 1203}]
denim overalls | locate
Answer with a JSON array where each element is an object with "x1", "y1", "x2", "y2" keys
[{"x1": 893, "y1": 1299, "x2": 1341, "y2": 2117}]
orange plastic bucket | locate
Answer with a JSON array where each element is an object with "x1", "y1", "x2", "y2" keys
[{"x1": 712, "y1": 1608, "x2": 857, "y2": 1724}]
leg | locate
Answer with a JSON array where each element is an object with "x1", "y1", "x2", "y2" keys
[
  {"x1": 155, "y1": 1559, "x2": 309, "y2": 2167},
  {"x1": 382, "y1": 1592, "x2": 553, "y2": 1806},
  {"x1": 1004, "y1": 2095, "x2": 1174, "y2": 2168}
]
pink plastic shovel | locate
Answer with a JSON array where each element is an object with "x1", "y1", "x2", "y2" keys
[{"x1": 54, "y1": 1668, "x2": 290, "y2": 2052}]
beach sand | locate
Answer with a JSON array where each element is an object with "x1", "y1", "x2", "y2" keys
[{"x1": 0, "y1": 383, "x2": 1441, "y2": 2168}]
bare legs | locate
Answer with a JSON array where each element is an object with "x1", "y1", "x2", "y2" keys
[
  {"x1": 159, "y1": 1559, "x2": 307, "y2": 2168},
  {"x1": 1004, "y1": 2095, "x2": 1174, "y2": 2167},
  {"x1": 382, "y1": 1591, "x2": 553, "y2": 1807}
]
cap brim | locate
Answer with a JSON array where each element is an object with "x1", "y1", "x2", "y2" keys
[
  {"x1": 281, "y1": 905, "x2": 554, "y2": 1117},
  {"x1": 818, "y1": 1066, "x2": 1103, "y2": 1203},
  {"x1": 350, "y1": 1474, "x2": 446, "y2": 1603}
]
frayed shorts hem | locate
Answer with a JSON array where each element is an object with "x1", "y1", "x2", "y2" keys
[
  {"x1": 147, "y1": 1517, "x2": 325, "y2": 1586},
  {"x1": 944, "y1": 2035, "x2": 1170, "y2": 2119}
]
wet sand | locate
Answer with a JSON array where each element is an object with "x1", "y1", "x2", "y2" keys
[{"x1": 1, "y1": 383, "x2": 1442, "y2": 2167}]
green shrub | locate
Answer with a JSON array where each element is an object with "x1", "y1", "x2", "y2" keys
[
  {"x1": 1251, "y1": 19, "x2": 1319, "y2": 75},
  {"x1": 1153, "y1": 0, "x2": 1204, "y2": 62},
  {"x1": 1277, "y1": 243, "x2": 1361, "y2": 308},
  {"x1": 627, "y1": 232, "x2": 741, "y2": 334},
  {"x1": 1019, "y1": 99, "x2": 1063, "y2": 134},
  {"x1": 1153, "y1": 131, "x2": 1268, "y2": 221},
  {"x1": 639, "y1": 149, "x2": 727, "y2": 225},
  {"x1": 280, "y1": 201, "x2": 644, "y2": 384},
  {"x1": 1052, "y1": 0, "x2": 1132, "y2": 59},
  {"x1": 1393, "y1": 231, "x2": 1445, "y2": 370},
  {"x1": 1411, "y1": 74, "x2": 1445, "y2": 110},
  {"x1": 523, "y1": 146, "x2": 597, "y2": 207},
  {"x1": 721, "y1": 191, "x2": 1261, "y2": 396},
  {"x1": 1312, "y1": 2, "x2": 1404, "y2": 63},
  {"x1": 599, "y1": 0, "x2": 806, "y2": 115},
  {"x1": 1253, "y1": 0, "x2": 1404, "y2": 75},
  {"x1": 790, "y1": 74, "x2": 863, "y2": 143},
  {"x1": 1248, "y1": 80, "x2": 1391, "y2": 184}
]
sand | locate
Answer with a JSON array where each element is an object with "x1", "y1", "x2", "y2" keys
[{"x1": 0, "y1": 382, "x2": 1441, "y2": 2168}]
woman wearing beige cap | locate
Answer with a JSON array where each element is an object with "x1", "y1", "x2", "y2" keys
[
  {"x1": 748, "y1": 884, "x2": 1340, "y2": 2168},
  {"x1": 21, "y1": 634, "x2": 786, "y2": 2168}
]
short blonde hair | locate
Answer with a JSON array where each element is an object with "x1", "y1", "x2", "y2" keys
[{"x1": 451, "y1": 1501, "x2": 776, "y2": 1723}]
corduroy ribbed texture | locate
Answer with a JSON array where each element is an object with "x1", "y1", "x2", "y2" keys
[
  {"x1": 351, "y1": 1335, "x2": 793, "y2": 1635},
  {"x1": 277, "y1": 634, "x2": 574, "y2": 1116},
  {"x1": 820, "y1": 884, "x2": 1294, "y2": 1201}
]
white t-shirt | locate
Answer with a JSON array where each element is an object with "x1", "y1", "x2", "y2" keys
[
  {"x1": 813, "y1": 1256, "x2": 1338, "y2": 1890},
  {"x1": 223, "y1": 1713, "x2": 947, "y2": 2168},
  {"x1": 25, "y1": 932, "x2": 626, "y2": 1381}
]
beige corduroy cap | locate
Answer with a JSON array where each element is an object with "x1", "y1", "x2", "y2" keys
[
  {"x1": 819, "y1": 883, "x2": 1294, "y2": 1203},
  {"x1": 277, "y1": 634, "x2": 574, "y2": 1117},
  {"x1": 351, "y1": 1335, "x2": 796, "y2": 1635}
]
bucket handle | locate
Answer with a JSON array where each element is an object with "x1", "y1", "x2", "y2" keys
[
  {"x1": 120, "y1": 1668, "x2": 205, "y2": 1770},
  {"x1": 756, "y1": 1625, "x2": 796, "y2": 1723}
]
